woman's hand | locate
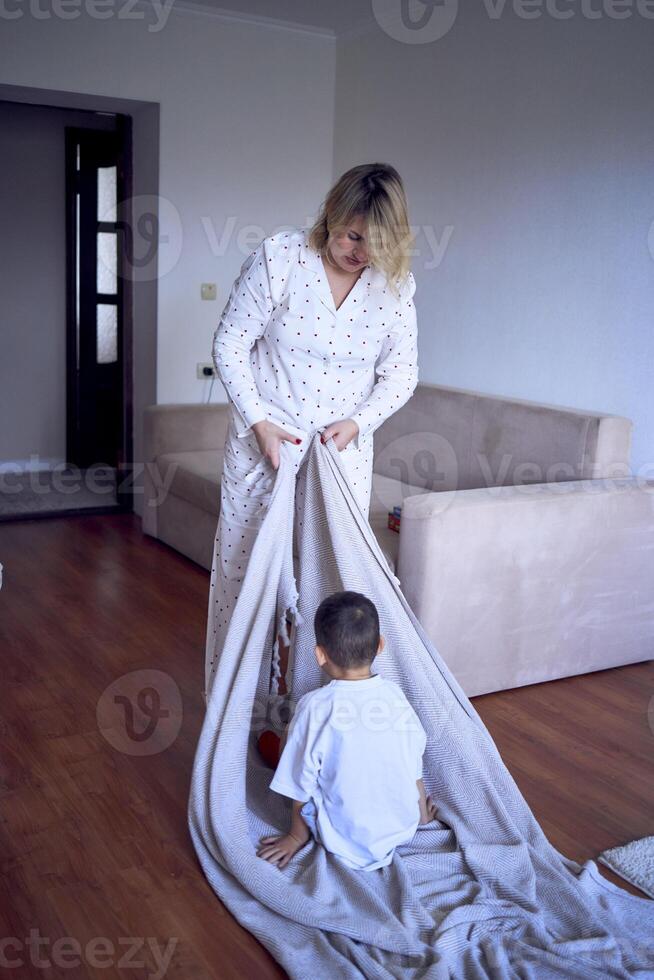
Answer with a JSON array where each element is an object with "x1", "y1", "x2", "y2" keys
[
  {"x1": 252, "y1": 420, "x2": 301, "y2": 470},
  {"x1": 320, "y1": 418, "x2": 359, "y2": 451}
]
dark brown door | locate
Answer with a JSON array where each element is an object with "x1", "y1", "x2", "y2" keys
[{"x1": 65, "y1": 127, "x2": 125, "y2": 473}]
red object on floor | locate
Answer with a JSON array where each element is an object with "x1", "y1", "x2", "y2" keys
[{"x1": 257, "y1": 730, "x2": 281, "y2": 768}]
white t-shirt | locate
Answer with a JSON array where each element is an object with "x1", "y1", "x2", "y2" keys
[{"x1": 269, "y1": 673, "x2": 427, "y2": 871}]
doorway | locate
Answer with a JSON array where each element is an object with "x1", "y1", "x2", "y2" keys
[
  {"x1": 0, "y1": 101, "x2": 134, "y2": 521},
  {"x1": 65, "y1": 119, "x2": 133, "y2": 510}
]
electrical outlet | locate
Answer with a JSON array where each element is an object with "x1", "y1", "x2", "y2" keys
[
  {"x1": 197, "y1": 362, "x2": 217, "y2": 380},
  {"x1": 201, "y1": 283, "x2": 217, "y2": 301}
]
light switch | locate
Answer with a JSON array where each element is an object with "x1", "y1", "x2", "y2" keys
[{"x1": 201, "y1": 283, "x2": 217, "y2": 301}]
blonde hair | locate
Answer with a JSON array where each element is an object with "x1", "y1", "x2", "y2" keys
[{"x1": 308, "y1": 163, "x2": 414, "y2": 299}]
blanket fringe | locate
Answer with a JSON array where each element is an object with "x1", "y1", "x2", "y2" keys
[
  {"x1": 270, "y1": 602, "x2": 304, "y2": 696},
  {"x1": 270, "y1": 632, "x2": 281, "y2": 697}
]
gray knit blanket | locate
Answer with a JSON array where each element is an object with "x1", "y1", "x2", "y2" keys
[{"x1": 188, "y1": 432, "x2": 654, "y2": 978}]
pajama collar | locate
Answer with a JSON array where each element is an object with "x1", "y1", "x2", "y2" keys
[{"x1": 298, "y1": 228, "x2": 390, "y2": 319}]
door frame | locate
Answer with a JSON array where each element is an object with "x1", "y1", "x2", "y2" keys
[
  {"x1": 0, "y1": 83, "x2": 160, "y2": 522},
  {"x1": 64, "y1": 114, "x2": 134, "y2": 511}
]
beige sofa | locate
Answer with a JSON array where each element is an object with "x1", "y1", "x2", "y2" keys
[{"x1": 142, "y1": 383, "x2": 653, "y2": 695}]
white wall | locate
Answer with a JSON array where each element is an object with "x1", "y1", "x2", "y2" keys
[
  {"x1": 334, "y1": 4, "x2": 654, "y2": 478},
  {"x1": 0, "y1": 1, "x2": 336, "y2": 427},
  {"x1": 3, "y1": 1, "x2": 652, "y2": 484}
]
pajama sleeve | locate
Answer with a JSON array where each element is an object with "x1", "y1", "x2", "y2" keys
[
  {"x1": 269, "y1": 694, "x2": 322, "y2": 804},
  {"x1": 348, "y1": 272, "x2": 419, "y2": 450},
  {"x1": 212, "y1": 239, "x2": 274, "y2": 439}
]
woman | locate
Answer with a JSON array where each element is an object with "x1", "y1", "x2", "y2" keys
[{"x1": 204, "y1": 163, "x2": 419, "y2": 700}]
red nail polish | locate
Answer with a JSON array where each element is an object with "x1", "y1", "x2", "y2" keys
[{"x1": 295, "y1": 438, "x2": 301, "y2": 444}]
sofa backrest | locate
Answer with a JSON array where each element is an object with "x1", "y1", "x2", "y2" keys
[
  {"x1": 373, "y1": 382, "x2": 632, "y2": 492},
  {"x1": 143, "y1": 403, "x2": 230, "y2": 461}
]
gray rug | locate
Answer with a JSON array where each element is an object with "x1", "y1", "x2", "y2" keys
[
  {"x1": 599, "y1": 837, "x2": 654, "y2": 900},
  {"x1": 188, "y1": 432, "x2": 654, "y2": 978},
  {"x1": 0, "y1": 466, "x2": 118, "y2": 517}
]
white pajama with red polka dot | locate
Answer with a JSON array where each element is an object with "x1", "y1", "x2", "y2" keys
[{"x1": 204, "y1": 226, "x2": 418, "y2": 698}]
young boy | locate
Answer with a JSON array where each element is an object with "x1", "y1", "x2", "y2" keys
[{"x1": 257, "y1": 591, "x2": 436, "y2": 871}]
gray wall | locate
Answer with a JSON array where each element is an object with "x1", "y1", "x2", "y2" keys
[{"x1": 335, "y1": 4, "x2": 654, "y2": 478}]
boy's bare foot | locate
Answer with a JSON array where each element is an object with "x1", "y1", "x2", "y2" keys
[{"x1": 257, "y1": 829, "x2": 309, "y2": 868}]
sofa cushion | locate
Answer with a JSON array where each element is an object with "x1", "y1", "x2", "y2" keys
[
  {"x1": 157, "y1": 449, "x2": 223, "y2": 516},
  {"x1": 156, "y1": 452, "x2": 426, "y2": 574}
]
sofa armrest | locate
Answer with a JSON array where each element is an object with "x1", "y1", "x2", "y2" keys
[
  {"x1": 143, "y1": 403, "x2": 230, "y2": 463},
  {"x1": 591, "y1": 415, "x2": 633, "y2": 478},
  {"x1": 397, "y1": 477, "x2": 654, "y2": 696},
  {"x1": 141, "y1": 403, "x2": 229, "y2": 538}
]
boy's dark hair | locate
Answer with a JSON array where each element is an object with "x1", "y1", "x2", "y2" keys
[{"x1": 314, "y1": 591, "x2": 380, "y2": 668}]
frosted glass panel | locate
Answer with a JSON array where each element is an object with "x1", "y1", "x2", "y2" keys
[
  {"x1": 97, "y1": 165, "x2": 116, "y2": 222},
  {"x1": 97, "y1": 232, "x2": 117, "y2": 294},
  {"x1": 97, "y1": 304, "x2": 117, "y2": 364}
]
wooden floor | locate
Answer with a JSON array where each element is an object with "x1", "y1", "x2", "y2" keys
[{"x1": 1, "y1": 513, "x2": 652, "y2": 978}]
